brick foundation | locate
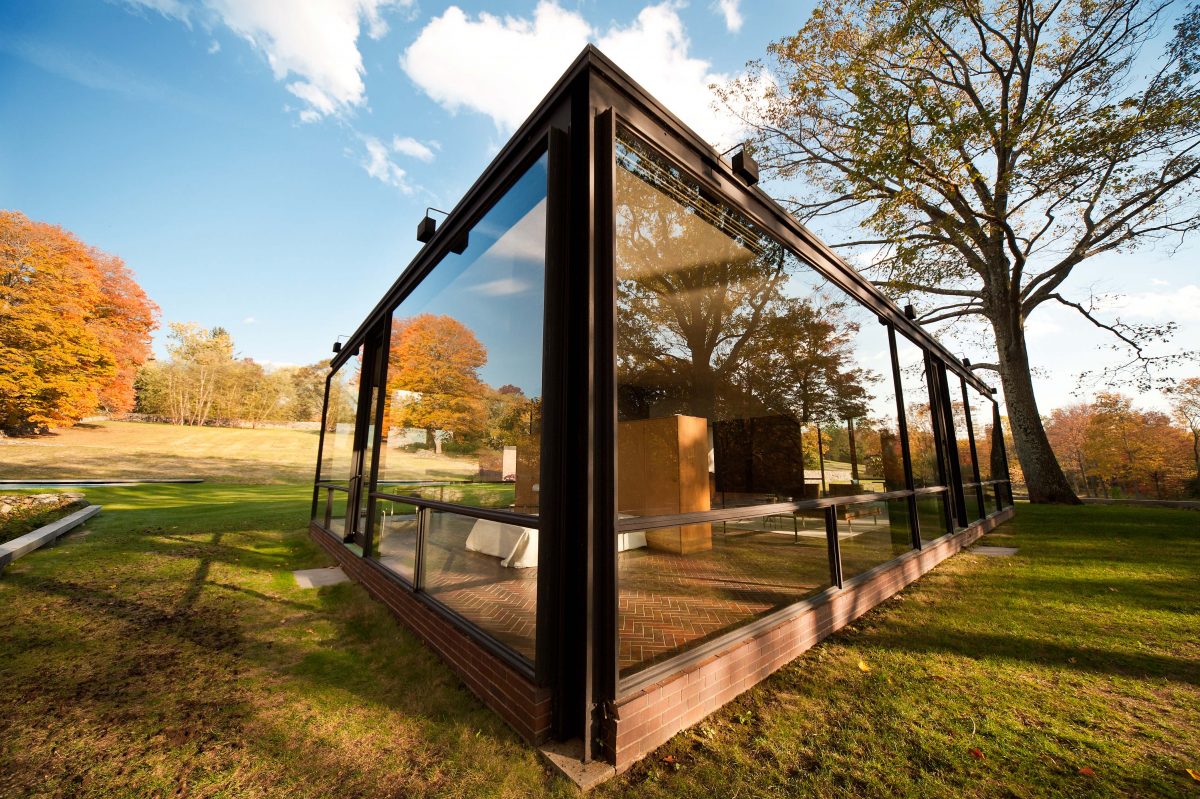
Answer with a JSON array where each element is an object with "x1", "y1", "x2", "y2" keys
[
  {"x1": 605, "y1": 508, "x2": 1014, "y2": 770},
  {"x1": 308, "y1": 522, "x2": 553, "y2": 743}
]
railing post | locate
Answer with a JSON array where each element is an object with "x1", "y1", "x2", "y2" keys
[
  {"x1": 825, "y1": 505, "x2": 843, "y2": 589},
  {"x1": 414, "y1": 506, "x2": 430, "y2": 591}
]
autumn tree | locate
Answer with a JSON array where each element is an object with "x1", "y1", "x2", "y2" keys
[
  {"x1": 1045, "y1": 403, "x2": 1096, "y2": 494},
  {"x1": 152, "y1": 323, "x2": 236, "y2": 426},
  {"x1": 90, "y1": 249, "x2": 158, "y2": 414},
  {"x1": 1047, "y1": 393, "x2": 1193, "y2": 497},
  {"x1": 0, "y1": 211, "x2": 157, "y2": 434},
  {"x1": 387, "y1": 314, "x2": 489, "y2": 454},
  {"x1": 1167, "y1": 376, "x2": 1200, "y2": 491},
  {"x1": 284, "y1": 363, "x2": 330, "y2": 423},
  {"x1": 726, "y1": 0, "x2": 1200, "y2": 503}
]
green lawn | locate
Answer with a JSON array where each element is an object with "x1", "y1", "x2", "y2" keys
[{"x1": 0, "y1": 488, "x2": 1197, "y2": 798}]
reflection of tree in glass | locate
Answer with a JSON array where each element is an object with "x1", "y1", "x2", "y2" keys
[
  {"x1": 387, "y1": 314, "x2": 488, "y2": 454},
  {"x1": 614, "y1": 136, "x2": 877, "y2": 433},
  {"x1": 905, "y1": 401, "x2": 941, "y2": 487},
  {"x1": 486, "y1": 384, "x2": 541, "y2": 450}
]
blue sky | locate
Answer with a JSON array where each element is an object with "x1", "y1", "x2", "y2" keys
[{"x1": 1, "y1": 0, "x2": 1196, "y2": 412}]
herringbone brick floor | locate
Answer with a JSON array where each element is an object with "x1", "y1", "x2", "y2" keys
[{"x1": 371, "y1": 509, "x2": 909, "y2": 674}]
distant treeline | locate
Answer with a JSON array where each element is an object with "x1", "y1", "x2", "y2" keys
[
  {"x1": 1045, "y1": 387, "x2": 1200, "y2": 501},
  {"x1": 134, "y1": 323, "x2": 327, "y2": 427}
]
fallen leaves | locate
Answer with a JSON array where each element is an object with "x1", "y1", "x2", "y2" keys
[
  {"x1": 858, "y1": 660, "x2": 871, "y2": 673},
  {"x1": 1078, "y1": 767, "x2": 1095, "y2": 777},
  {"x1": 1187, "y1": 768, "x2": 1200, "y2": 783},
  {"x1": 969, "y1": 748, "x2": 984, "y2": 760}
]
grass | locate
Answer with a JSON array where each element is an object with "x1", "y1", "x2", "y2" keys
[
  {"x1": 0, "y1": 486, "x2": 1197, "y2": 797},
  {"x1": 0, "y1": 421, "x2": 478, "y2": 485}
]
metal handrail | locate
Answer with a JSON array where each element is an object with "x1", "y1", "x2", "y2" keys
[
  {"x1": 617, "y1": 486, "x2": 945, "y2": 533},
  {"x1": 370, "y1": 491, "x2": 540, "y2": 528}
]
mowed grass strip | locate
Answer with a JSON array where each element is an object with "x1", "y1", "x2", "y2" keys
[{"x1": 0, "y1": 486, "x2": 1196, "y2": 798}]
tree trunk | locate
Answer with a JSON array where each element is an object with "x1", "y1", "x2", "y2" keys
[
  {"x1": 1191, "y1": 429, "x2": 1199, "y2": 482},
  {"x1": 992, "y1": 313, "x2": 1081, "y2": 504}
]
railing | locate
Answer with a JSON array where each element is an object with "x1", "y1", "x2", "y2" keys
[{"x1": 312, "y1": 478, "x2": 1014, "y2": 685}]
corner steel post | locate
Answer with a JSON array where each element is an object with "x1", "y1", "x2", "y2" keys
[
  {"x1": 588, "y1": 103, "x2": 618, "y2": 763},
  {"x1": 537, "y1": 124, "x2": 571, "y2": 697},
  {"x1": 311, "y1": 371, "x2": 333, "y2": 520}
]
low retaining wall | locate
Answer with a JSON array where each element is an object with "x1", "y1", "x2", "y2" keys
[
  {"x1": 308, "y1": 523, "x2": 553, "y2": 743},
  {"x1": 605, "y1": 508, "x2": 1015, "y2": 771},
  {"x1": 0, "y1": 504, "x2": 102, "y2": 571}
]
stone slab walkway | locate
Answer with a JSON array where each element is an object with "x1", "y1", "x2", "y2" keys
[
  {"x1": 973, "y1": 545, "x2": 1019, "y2": 557},
  {"x1": 293, "y1": 567, "x2": 350, "y2": 588}
]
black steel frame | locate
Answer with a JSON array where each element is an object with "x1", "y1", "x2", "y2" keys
[{"x1": 306, "y1": 46, "x2": 1016, "y2": 760}]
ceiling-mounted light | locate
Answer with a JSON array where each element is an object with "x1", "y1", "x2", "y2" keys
[
  {"x1": 331, "y1": 341, "x2": 342, "y2": 354},
  {"x1": 731, "y1": 149, "x2": 759, "y2": 185},
  {"x1": 719, "y1": 143, "x2": 760, "y2": 186},
  {"x1": 416, "y1": 207, "x2": 450, "y2": 244},
  {"x1": 904, "y1": 304, "x2": 917, "y2": 320}
]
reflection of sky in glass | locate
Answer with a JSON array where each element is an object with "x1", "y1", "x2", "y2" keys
[{"x1": 394, "y1": 156, "x2": 547, "y2": 396}]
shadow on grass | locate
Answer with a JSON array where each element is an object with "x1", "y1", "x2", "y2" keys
[
  {"x1": 0, "y1": 483, "x2": 549, "y2": 797},
  {"x1": 873, "y1": 626, "x2": 1200, "y2": 686}
]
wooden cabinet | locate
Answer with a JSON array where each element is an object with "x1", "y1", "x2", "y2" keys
[{"x1": 617, "y1": 415, "x2": 712, "y2": 554}]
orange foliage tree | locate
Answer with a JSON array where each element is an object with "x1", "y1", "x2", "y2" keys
[
  {"x1": 386, "y1": 314, "x2": 489, "y2": 453},
  {"x1": 1046, "y1": 394, "x2": 1194, "y2": 499},
  {"x1": 0, "y1": 211, "x2": 158, "y2": 434},
  {"x1": 1168, "y1": 377, "x2": 1200, "y2": 491}
]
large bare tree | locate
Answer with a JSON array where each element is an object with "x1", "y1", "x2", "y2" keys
[{"x1": 724, "y1": 0, "x2": 1200, "y2": 502}]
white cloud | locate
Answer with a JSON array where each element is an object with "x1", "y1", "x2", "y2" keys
[
  {"x1": 469, "y1": 277, "x2": 532, "y2": 296},
  {"x1": 361, "y1": 135, "x2": 412, "y2": 192},
  {"x1": 402, "y1": 2, "x2": 590, "y2": 132},
  {"x1": 714, "y1": 0, "x2": 743, "y2": 32},
  {"x1": 207, "y1": 39, "x2": 221, "y2": 54},
  {"x1": 123, "y1": 0, "x2": 411, "y2": 120},
  {"x1": 401, "y1": 1, "x2": 764, "y2": 148},
  {"x1": 392, "y1": 135, "x2": 436, "y2": 161},
  {"x1": 1100, "y1": 284, "x2": 1200, "y2": 321},
  {"x1": 243, "y1": 316, "x2": 257, "y2": 324},
  {"x1": 121, "y1": 0, "x2": 192, "y2": 23},
  {"x1": 1150, "y1": 277, "x2": 1170, "y2": 286}
]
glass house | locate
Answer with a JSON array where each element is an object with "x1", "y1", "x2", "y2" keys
[{"x1": 310, "y1": 46, "x2": 1015, "y2": 774}]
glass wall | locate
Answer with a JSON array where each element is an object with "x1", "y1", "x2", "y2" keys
[
  {"x1": 967, "y1": 386, "x2": 1003, "y2": 514},
  {"x1": 315, "y1": 351, "x2": 362, "y2": 537},
  {"x1": 613, "y1": 130, "x2": 914, "y2": 676},
  {"x1": 367, "y1": 153, "x2": 549, "y2": 662},
  {"x1": 894, "y1": 333, "x2": 949, "y2": 543},
  {"x1": 955, "y1": 380, "x2": 987, "y2": 521}
]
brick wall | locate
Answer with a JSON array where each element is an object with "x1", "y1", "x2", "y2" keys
[
  {"x1": 308, "y1": 522, "x2": 553, "y2": 743},
  {"x1": 605, "y1": 508, "x2": 1014, "y2": 770}
]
